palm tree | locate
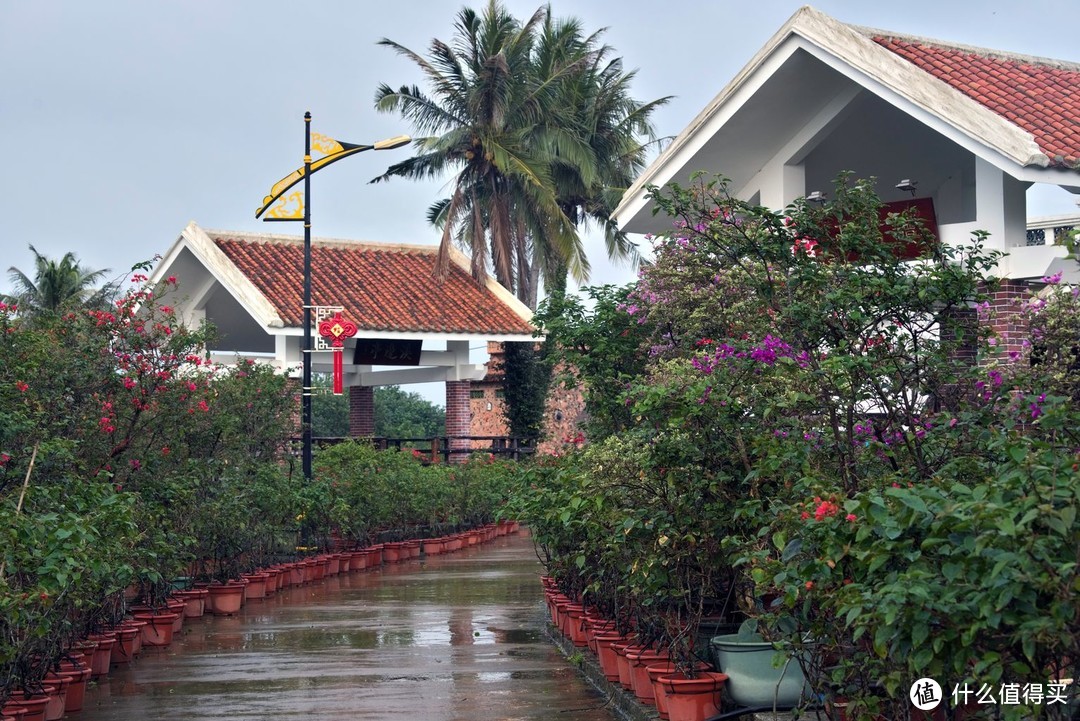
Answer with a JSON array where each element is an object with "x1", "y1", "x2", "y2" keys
[
  {"x1": 5, "y1": 245, "x2": 115, "y2": 314},
  {"x1": 532, "y1": 13, "x2": 670, "y2": 296},
  {"x1": 373, "y1": 1, "x2": 667, "y2": 308}
]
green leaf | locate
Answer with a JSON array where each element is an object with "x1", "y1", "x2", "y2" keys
[
  {"x1": 1008, "y1": 446, "x2": 1027, "y2": 464},
  {"x1": 898, "y1": 494, "x2": 928, "y2": 514},
  {"x1": 781, "y1": 538, "x2": 803, "y2": 562}
]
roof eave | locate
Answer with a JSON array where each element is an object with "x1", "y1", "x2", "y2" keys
[
  {"x1": 615, "y1": 5, "x2": 1058, "y2": 230},
  {"x1": 152, "y1": 221, "x2": 287, "y2": 329}
]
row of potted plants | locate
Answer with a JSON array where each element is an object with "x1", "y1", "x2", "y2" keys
[
  {"x1": 519, "y1": 176, "x2": 1079, "y2": 720},
  {"x1": 0, "y1": 277, "x2": 523, "y2": 711},
  {"x1": 0, "y1": 520, "x2": 520, "y2": 721},
  {"x1": 543, "y1": 577, "x2": 727, "y2": 721}
]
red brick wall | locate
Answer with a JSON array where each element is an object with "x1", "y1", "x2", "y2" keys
[
  {"x1": 445, "y1": 380, "x2": 472, "y2": 462},
  {"x1": 982, "y1": 280, "x2": 1030, "y2": 362},
  {"x1": 348, "y1": 385, "x2": 374, "y2": 437},
  {"x1": 285, "y1": 377, "x2": 302, "y2": 437},
  {"x1": 468, "y1": 343, "x2": 586, "y2": 455}
]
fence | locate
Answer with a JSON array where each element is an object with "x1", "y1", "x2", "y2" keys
[{"x1": 291, "y1": 435, "x2": 538, "y2": 464}]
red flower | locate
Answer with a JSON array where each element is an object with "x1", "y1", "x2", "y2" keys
[
  {"x1": 0, "y1": 453, "x2": 10, "y2": 466},
  {"x1": 15, "y1": 381, "x2": 28, "y2": 392},
  {"x1": 845, "y1": 513, "x2": 857, "y2": 523},
  {"x1": 166, "y1": 275, "x2": 177, "y2": 284},
  {"x1": 813, "y1": 500, "x2": 840, "y2": 521},
  {"x1": 804, "y1": 581, "x2": 814, "y2": 590}
]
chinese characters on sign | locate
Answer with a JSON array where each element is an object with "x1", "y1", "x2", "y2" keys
[
  {"x1": 353, "y1": 339, "x2": 423, "y2": 366},
  {"x1": 952, "y1": 681, "x2": 1070, "y2": 706},
  {"x1": 910, "y1": 678, "x2": 1073, "y2": 712}
]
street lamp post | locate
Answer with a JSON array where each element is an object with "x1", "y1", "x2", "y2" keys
[{"x1": 256, "y1": 112, "x2": 409, "y2": 480}]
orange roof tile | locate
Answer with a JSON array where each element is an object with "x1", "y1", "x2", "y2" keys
[
  {"x1": 212, "y1": 233, "x2": 533, "y2": 336},
  {"x1": 874, "y1": 35, "x2": 1080, "y2": 168}
]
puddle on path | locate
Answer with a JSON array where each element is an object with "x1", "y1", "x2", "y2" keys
[{"x1": 76, "y1": 533, "x2": 617, "y2": 721}]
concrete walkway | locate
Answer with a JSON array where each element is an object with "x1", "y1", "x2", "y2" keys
[{"x1": 77, "y1": 532, "x2": 618, "y2": 721}]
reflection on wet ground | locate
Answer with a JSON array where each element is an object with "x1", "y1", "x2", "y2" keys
[{"x1": 77, "y1": 532, "x2": 617, "y2": 721}]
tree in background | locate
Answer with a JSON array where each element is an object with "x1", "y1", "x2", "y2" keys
[
  {"x1": 312, "y1": 377, "x2": 445, "y2": 439},
  {"x1": 374, "y1": 386, "x2": 446, "y2": 438},
  {"x1": 5, "y1": 244, "x2": 118, "y2": 314},
  {"x1": 374, "y1": 1, "x2": 667, "y2": 442}
]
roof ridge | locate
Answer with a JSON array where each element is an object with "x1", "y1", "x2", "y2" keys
[
  {"x1": 851, "y1": 24, "x2": 1080, "y2": 72},
  {"x1": 207, "y1": 228, "x2": 440, "y2": 254}
]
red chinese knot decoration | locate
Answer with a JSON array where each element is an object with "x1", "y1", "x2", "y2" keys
[{"x1": 317, "y1": 311, "x2": 358, "y2": 394}]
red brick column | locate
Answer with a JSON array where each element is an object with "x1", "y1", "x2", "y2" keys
[
  {"x1": 445, "y1": 380, "x2": 472, "y2": 463},
  {"x1": 349, "y1": 385, "x2": 375, "y2": 437},
  {"x1": 983, "y1": 280, "x2": 1030, "y2": 362}
]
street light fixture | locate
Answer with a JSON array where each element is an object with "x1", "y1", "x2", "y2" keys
[{"x1": 257, "y1": 112, "x2": 410, "y2": 481}]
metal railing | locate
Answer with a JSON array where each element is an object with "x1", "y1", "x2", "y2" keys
[{"x1": 290, "y1": 435, "x2": 537, "y2": 463}]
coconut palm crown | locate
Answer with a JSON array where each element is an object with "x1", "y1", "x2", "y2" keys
[
  {"x1": 5, "y1": 245, "x2": 115, "y2": 315},
  {"x1": 373, "y1": 1, "x2": 669, "y2": 308}
]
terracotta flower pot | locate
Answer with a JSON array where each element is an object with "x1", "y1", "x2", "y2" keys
[
  {"x1": 58, "y1": 665, "x2": 91, "y2": 712},
  {"x1": 40, "y1": 677, "x2": 67, "y2": 721},
  {"x1": 627, "y1": 647, "x2": 670, "y2": 705},
  {"x1": 660, "y1": 671, "x2": 728, "y2": 721},
  {"x1": 110, "y1": 626, "x2": 140, "y2": 664},
  {"x1": 614, "y1": 642, "x2": 642, "y2": 690},
  {"x1": 593, "y1": 634, "x2": 626, "y2": 681},
  {"x1": 422, "y1": 539, "x2": 443, "y2": 556},
  {"x1": 242, "y1": 572, "x2": 270, "y2": 600},
  {"x1": 206, "y1": 581, "x2": 246, "y2": 615},
  {"x1": 647, "y1": 661, "x2": 710, "y2": 721},
  {"x1": 175, "y1": 588, "x2": 208, "y2": 617},
  {"x1": 383, "y1": 543, "x2": 404, "y2": 563},
  {"x1": 166, "y1": 598, "x2": 187, "y2": 631},
  {"x1": 133, "y1": 611, "x2": 179, "y2": 646},
  {"x1": 564, "y1": 604, "x2": 588, "y2": 647},
  {"x1": 3, "y1": 693, "x2": 49, "y2": 721},
  {"x1": 70, "y1": 639, "x2": 98, "y2": 671},
  {"x1": 87, "y1": 633, "x2": 117, "y2": 676},
  {"x1": 1, "y1": 707, "x2": 27, "y2": 721}
]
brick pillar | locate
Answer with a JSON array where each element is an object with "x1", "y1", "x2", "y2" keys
[
  {"x1": 285, "y1": 377, "x2": 303, "y2": 437},
  {"x1": 445, "y1": 380, "x2": 472, "y2": 464},
  {"x1": 984, "y1": 280, "x2": 1030, "y2": 363},
  {"x1": 349, "y1": 385, "x2": 375, "y2": 437}
]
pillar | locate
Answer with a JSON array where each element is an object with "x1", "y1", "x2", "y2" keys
[
  {"x1": 984, "y1": 280, "x2": 1030, "y2": 362},
  {"x1": 349, "y1": 385, "x2": 374, "y2": 437},
  {"x1": 445, "y1": 380, "x2": 472, "y2": 463}
]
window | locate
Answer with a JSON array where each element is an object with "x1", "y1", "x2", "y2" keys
[{"x1": 470, "y1": 390, "x2": 485, "y2": 399}]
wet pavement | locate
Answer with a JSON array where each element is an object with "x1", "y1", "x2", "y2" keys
[{"x1": 77, "y1": 532, "x2": 619, "y2": 721}]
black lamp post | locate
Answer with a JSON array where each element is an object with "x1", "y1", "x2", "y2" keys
[{"x1": 256, "y1": 112, "x2": 409, "y2": 479}]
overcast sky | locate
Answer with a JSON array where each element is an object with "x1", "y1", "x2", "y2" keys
[{"x1": 3, "y1": 0, "x2": 1079, "y2": 295}]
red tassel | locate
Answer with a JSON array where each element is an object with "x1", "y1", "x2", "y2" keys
[{"x1": 333, "y1": 349, "x2": 343, "y2": 395}]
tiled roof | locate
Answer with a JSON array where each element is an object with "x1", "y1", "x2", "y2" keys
[
  {"x1": 873, "y1": 35, "x2": 1080, "y2": 168},
  {"x1": 212, "y1": 233, "x2": 534, "y2": 336}
]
